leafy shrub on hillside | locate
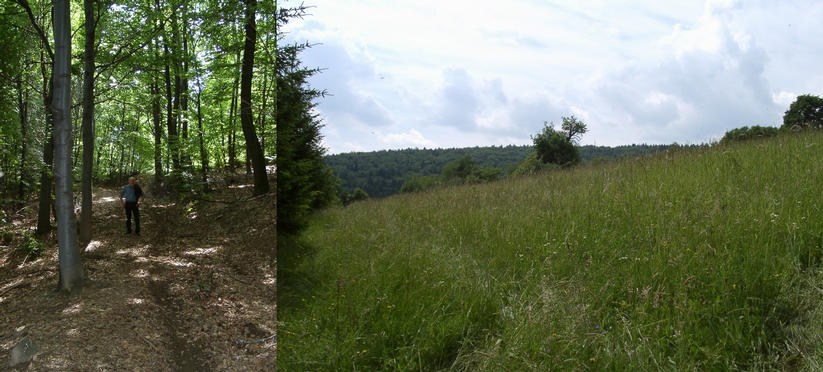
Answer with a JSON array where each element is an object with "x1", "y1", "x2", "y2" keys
[
  {"x1": 511, "y1": 152, "x2": 559, "y2": 176},
  {"x1": 721, "y1": 125, "x2": 779, "y2": 144},
  {"x1": 350, "y1": 188, "x2": 369, "y2": 202},
  {"x1": 400, "y1": 156, "x2": 501, "y2": 193}
]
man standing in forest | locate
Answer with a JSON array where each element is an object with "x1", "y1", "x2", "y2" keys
[{"x1": 119, "y1": 177, "x2": 144, "y2": 235}]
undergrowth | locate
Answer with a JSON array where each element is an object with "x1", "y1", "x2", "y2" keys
[{"x1": 279, "y1": 131, "x2": 823, "y2": 370}]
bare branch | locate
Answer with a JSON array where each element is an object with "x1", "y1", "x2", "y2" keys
[{"x1": 13, "y1": 0, "x2": 54, "y2": 59}]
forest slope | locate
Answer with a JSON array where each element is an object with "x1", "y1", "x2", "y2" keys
[
  {"x1": 0, "y1": 185, "x2": 275, "y2": 370},
  {"x1": 281, "y1": 131, "x2": 823, "y2": 370}
]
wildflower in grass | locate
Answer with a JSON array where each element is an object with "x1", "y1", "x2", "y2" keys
[{"x1": 590, "y1": 357, "x2": 596, "y2": 363}]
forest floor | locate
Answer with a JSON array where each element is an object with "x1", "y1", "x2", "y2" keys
[{"x1": 0, "y1": 182, "x2": 276, "y2": 370}]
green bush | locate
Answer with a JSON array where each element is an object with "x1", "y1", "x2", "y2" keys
[
  {"x1": 511, "y1": 152, "x2": 559, "y2": 176},
  {"x1": 720, "y1": 125, "x2": 779, "y2": 144},
  {"x1": 20, "y1": 233, "x2": 44, "y2": 260}
]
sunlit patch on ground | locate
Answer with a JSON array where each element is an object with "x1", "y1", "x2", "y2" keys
[
  {"x1": 228, "y1": 184, "x2": 251, "y2": 189},
  {"x1": 130, "y1": 268, "x2": 149, "y2": 278},
  {"x1": 188, "y1": 212, "x2": 198, "y2": 219},
  {"x1": 127, "y1": 298, "x2": 146, "y2": 305},
  {"x1": 115, "y1": 244, "x2": 150, "y2": 257},
  {"x1": 151, "y1": 256, "x2": 194, "y2": 267},
  {"x1": 84, "y1": 240, "x2": 105, "y2": 253},
  {"x1": 262, "y1": 272, "x2": 275, "y2": 286},
  {"x1": 183, "y1": 247, "x2": 219, "y2": 256},
  {"x1": 62, "y1": 302, "x2": 84, "y2": 315},
  {"x1": 95, "y1": 196, "x2": 119, "y2": 203},
  {"x1": 213, "y1": 297, "x2": 242, "y2": 318},
  {"x1": 151, "y1": 203, "x2": 176, "y2": 209},
  {"x1": 66, "y1": 328, "x2": 79, "y2": 336}
]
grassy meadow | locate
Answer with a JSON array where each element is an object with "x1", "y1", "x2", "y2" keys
[{"x1": 279, "y1": 131, "x2": 823, "y2": 370}]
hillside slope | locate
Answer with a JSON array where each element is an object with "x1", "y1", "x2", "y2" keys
[
  {"x1": 326, "y1": 144, "x2": 670, "y2": 198},
  {"x1": 281, "y1": 131, "x2": 823, "y2": 370}
]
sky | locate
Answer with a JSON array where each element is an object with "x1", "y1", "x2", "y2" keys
[{"x1": 279, "y1": 0, "x2": 823, "y2": 154}]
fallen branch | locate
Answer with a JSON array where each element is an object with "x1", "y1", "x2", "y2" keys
[
  {"x1": 136, "y1": 330, "x2": 159, "y2": 352},
  {"x1": 0, "y1": 282, "x2": 29, "y2": 297},
  {"x1": 236, "y1": 333, "x2": 276, "y2": 346},
  {"x1": 215, "y1": 268, "x2": 252, "y2": 285}
]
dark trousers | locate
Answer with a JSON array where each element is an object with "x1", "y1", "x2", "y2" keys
[{"x1": 125, "y1": 201, "x2": 140, "y2": 233}]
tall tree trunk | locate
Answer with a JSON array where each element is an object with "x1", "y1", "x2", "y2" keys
[
  {"x1": 16, "y1": 78, "x2": 29, "y2": 202},
  {"x1": 118, "y1": 101, "x2": 126, "y2": 181},
  {"x1": 72, "y1": 109, "x2": 80, "y2": 166},
  {"x1": 95, "y1": 136, "x2": 102, "y2": 177},
  {"x1": 217, "y1": 108, "x2": 226, "y2": 169},
  {"x1": 151, "y1": 79, "x2": 163, "y2": 182},
  {"x1": 170, "y1": 9, "x2": 184, "y2": 170},
  {"x1": 228, "y1": 54, "x2": 240, "y2": 170},
  {"x1": 258, "y1": 65, "x2": 269, "y2": 157},
  {"x1": 240, "y1": 0, "x2": 269, "y2": 195},
  {"x1": 196, "y1": 76, "x2": 208, "y2": 186},
  {"x1": 36, "y1": 59, "x2": 54, "y2": 237},
  {"x1": 180, "y1": 3, "x2": 189, "y2": 142},
  {"x1": 79, "y1": 0, "x2": 97, "y2": 245},
  {"x1": 106, "y1": 138, "x2": 115, "y2": 179},
  {"x1": 53, "y1": 0, "x2": 84, "y2": 291},
  {"x1": 163, "y1": 42, "x2": 180, "y2": 172}
]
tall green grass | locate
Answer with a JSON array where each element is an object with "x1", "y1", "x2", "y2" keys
[{"x1": 279, "y1": 131, "x2": 823, "y2": 370}]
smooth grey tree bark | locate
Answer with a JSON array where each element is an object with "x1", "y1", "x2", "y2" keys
[
  {"x1": 196, "y1": 76, "x2": 209, "y2": 186},
  {"x1": 79, "y1": 0, "x2": 97, "y2": 245},
  {"x1": 53, "y1": 0, "x2": 84, "y2": 291}
]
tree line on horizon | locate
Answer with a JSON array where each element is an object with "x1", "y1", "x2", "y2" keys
[{"x1": 325, "y1": 142, "x2": 672, "y2": 200}]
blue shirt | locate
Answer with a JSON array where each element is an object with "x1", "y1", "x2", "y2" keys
[{"x1": 120, "y1": 185, "x2": 139, "y2": 202}]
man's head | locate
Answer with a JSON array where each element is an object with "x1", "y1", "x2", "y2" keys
[{"x1": 128, "y1": 177, "x2": 136, "y2": 186}]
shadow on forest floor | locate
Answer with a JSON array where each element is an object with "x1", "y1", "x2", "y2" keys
[{"x1": 0, "y1": 185, "x2": 275, "y2": 370}]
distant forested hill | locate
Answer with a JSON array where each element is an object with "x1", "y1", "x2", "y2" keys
[{"x1": 325, "y1": 144, "x2": 670, "y2": 198}]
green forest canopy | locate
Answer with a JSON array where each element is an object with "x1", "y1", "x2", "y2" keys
[{"x1": 0, "y1": 0, "x2": 276, "y2": 201}]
